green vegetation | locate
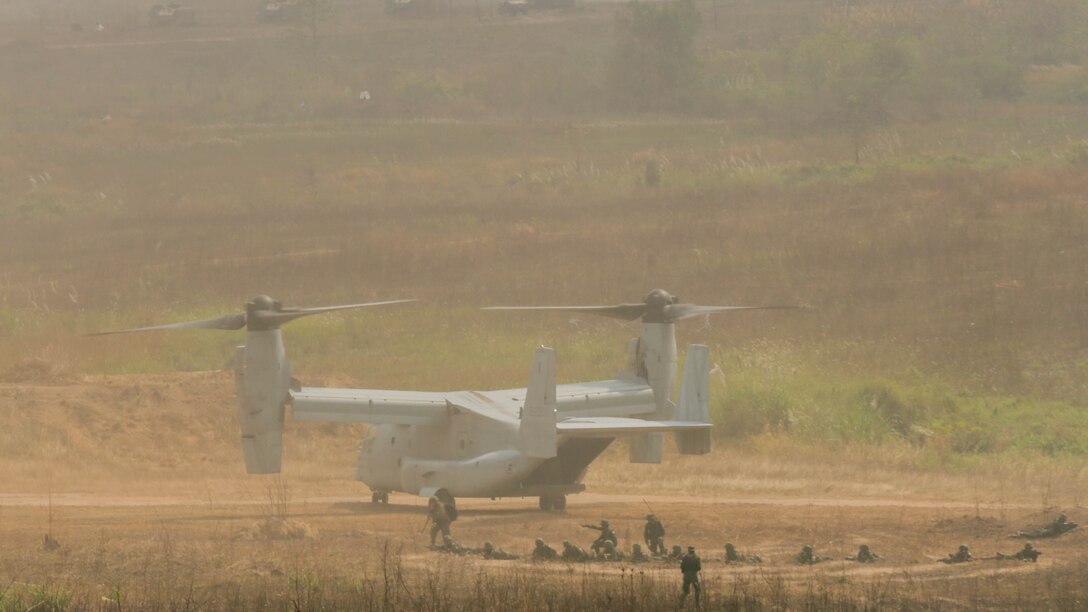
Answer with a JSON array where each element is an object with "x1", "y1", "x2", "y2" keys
[{"x1": 0, "y1": 0, "x2": 1085, "y2": 467}]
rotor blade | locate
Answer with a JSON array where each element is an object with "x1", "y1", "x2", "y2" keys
[
  {"x1": 664, "y1": 304, "x2": 801, "y2": 322},
  {"x1": 88, "y1": 312, "x2": 247, "y2": 336},
  {"x1": 482, "y1": 304, "x2": 648, "y2": 321},
  {"x1": 250, "y1": 299, "x2": 419, "y2": 326}
]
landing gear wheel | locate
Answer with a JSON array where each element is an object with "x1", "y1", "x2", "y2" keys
[
  {"x1": 371, "y1": 491, "x2": 389, "y2": 504},
  {"x1": 538, "y1": 496, "x2": 554, "y2": 511},
  {"x1": 553, "y1": 495, "x2": 566, "y2": 511}
]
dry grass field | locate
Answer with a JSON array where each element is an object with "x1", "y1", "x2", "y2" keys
[{"x1": 2, "y1": 0, "x2": 1087, "y2": 608}]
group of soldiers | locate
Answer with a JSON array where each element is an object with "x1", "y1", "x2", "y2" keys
[
  {"x1": 429, "y1": 506, "x2": 1075, "y2": 565},
  {"x1": 425, "y1": 498, "x2": 1075, "y2": 608}
]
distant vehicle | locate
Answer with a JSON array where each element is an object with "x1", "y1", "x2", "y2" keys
[
  {"x1": 258, "y1": 1, "x2": 301, "y2": 22},
  {"x1": 148, "y1": 3, "x2": 196, "y2": 26},
  {"x1": 385, "y1": 0, "x2": 437, "y2": 15},
  {"x1": 91, "y1": 290, "x2": 793, "y2": 510},
  {"x1": 498, "y1": 0, "x2": 530, "y2": 16}
]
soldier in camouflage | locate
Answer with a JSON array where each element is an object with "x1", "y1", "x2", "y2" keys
[
  {"x1": 582, "y1": 519, "x2": 618, "y2": 556},
  {"x1": 532, "y1": 538, "x2": 558, "y2": 561},
  {"x1": 796, "y1": 544, "x2": 830, "y2": 565},
  {"x1": 427, "y1": 494, "x2": 455, "y2": 546},
  {"x1": 644, "y1": 514, "x2": 666, "y2": 556},
  {"x1": 678, "y1": 546, "x2": 702, "y2": 609},
  {"x1": 481, "y1": 541, "x2": 519, "y2": 560},
  {"x1": 993, "y1": 542, "x2": 1042, "y2": 562},
  {"x1": 939, "y1": 544, "x2": 973, "y2": 564},
  {"x1": 562, "y1": 539, "x2": 589, "y2": 562},
  {"x1": 845, "y1": 544, "x2": 881, "y2": 563},
  {"x1": 724, "y1": 543, "x2": 762, "y2": 564},
  {"x1": 1012, "y1": 513, "x2": 1078, "y2": 538}
]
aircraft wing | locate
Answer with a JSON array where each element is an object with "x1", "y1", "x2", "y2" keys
[
  {"x1": 290, "y1": 387, "x2": 455, "y2": 425},
  {"x1": 556, "y1": 417, "x2": 711, "y2": 438}
]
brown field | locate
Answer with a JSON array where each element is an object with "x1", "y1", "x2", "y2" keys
[
  {"x1": 2, "y1": 0, "x2": 1088, "y2": 609},
  {"x1": 1, "y1": 372, "x2": 1085, "y2": 609}
]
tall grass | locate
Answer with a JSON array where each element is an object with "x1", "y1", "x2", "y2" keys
[{"x1": 2, "y1": 540, "x2": 1087, "y2": 610}]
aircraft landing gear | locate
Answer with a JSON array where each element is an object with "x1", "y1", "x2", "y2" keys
[
  {"x1": 539, "y1": 495, "x2": 566, "y2": 511},
  {"x1": 371, "y1": 491, "x2": 389, "y2": 504}
]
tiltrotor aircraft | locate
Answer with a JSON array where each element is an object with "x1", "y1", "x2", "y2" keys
[{"x1": 96, "y1": 290, "x2": 789, "y2": 510}]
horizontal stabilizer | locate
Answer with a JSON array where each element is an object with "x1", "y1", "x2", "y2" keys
[{"x1": 558, "y1": 417, "x2": 711, "y2": 438}]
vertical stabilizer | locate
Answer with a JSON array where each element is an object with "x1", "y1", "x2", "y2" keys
[
  {"x1": 236, "y1": 330, "x2": 290, "y2": 473},
  {"x1": 675, "y1": 344, "x2": 711, "y2": 455},
  {"x1": 520, "y1": 346, "x2": 558, "y2": 459}
]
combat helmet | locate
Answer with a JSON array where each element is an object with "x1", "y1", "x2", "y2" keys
[
  {"x1": 1024, "y1": 542, "x2": 1034, "y2": 550},
  {"x1": 958, "y1": 544, "x2": 969, "y2": 551},
  {"x1": 535, "y1": 538, "x2": 544, "y2": 546}
]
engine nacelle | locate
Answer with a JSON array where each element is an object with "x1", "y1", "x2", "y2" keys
[{"x1": 233, "y1": 329, "x2": 291, "y2": 474}]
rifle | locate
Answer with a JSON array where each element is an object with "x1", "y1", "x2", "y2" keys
[
  {"x1": 420, "y1": 514, "x2": 432, "y2": 533},
  {"x1": 642, "y1": 499, "x2": 656, "y2": 516}
]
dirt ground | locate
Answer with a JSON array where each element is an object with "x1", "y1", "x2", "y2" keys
[{"x1": 1, "y1": 372, "x2": 1084, "y2": 608}]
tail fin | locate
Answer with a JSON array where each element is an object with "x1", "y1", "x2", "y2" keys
[
  {"x1": 235, "y1": 330, "x2": 291, "y2": 474},
  {"x1": 675, "y1": 344, "x2": 711, "y2": 455},
  {"x1": 519, "y1": 346, "x2": 557, "y2": 459}
]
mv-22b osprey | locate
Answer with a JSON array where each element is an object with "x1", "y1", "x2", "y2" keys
[{"x1": 97, "y1": 290, "x2": 790, "y2": 510}]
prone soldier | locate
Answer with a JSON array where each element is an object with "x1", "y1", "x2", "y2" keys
[
  {"x1": 532, "y1": 538, "x2": 558, "y2": 561},
  {"x1": 796, "y1": 544, "x2": 830, "y2": 565},
  {"x1": 724, "y1": 543, "x2": 762, "y2": 564},
  {"x1": 1012, "y1": 513, "x2": 1078, "y2": 538},
  {"x1": 939, "y1": 544, "x2": 973, "y2": 564},
  {"x1": 669, "y1": 544, "x2": 684, "y2": 560},
  {"x1": 562, "y1": 540, "x2": 589, "y2": 562},
  {"x1": 991, "y1": 542, "x2": 1042, "y2": 562},
  {"x1": 630, "y1": 543, "x2": 648, "y2": 562},
  {"x1": 430, "y1": 534, "x2": 469, "y2": 555},
  {"x1": 481, "y1": 541, "x2": 519, "y2": 560},
  {"x1": 845, "y1": 544, "x2": 882, "y2": 563}
]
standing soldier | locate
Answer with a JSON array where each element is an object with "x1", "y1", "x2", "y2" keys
[
  {"x1": 427, "y1": 494, "x2": 456, "y2": 546},
  {"x1": 678, "y1": 546, "x2": 702, "y2": 609},
  {"x1": 644, "y1": 514, "x2": 666, "y2": 556}
]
